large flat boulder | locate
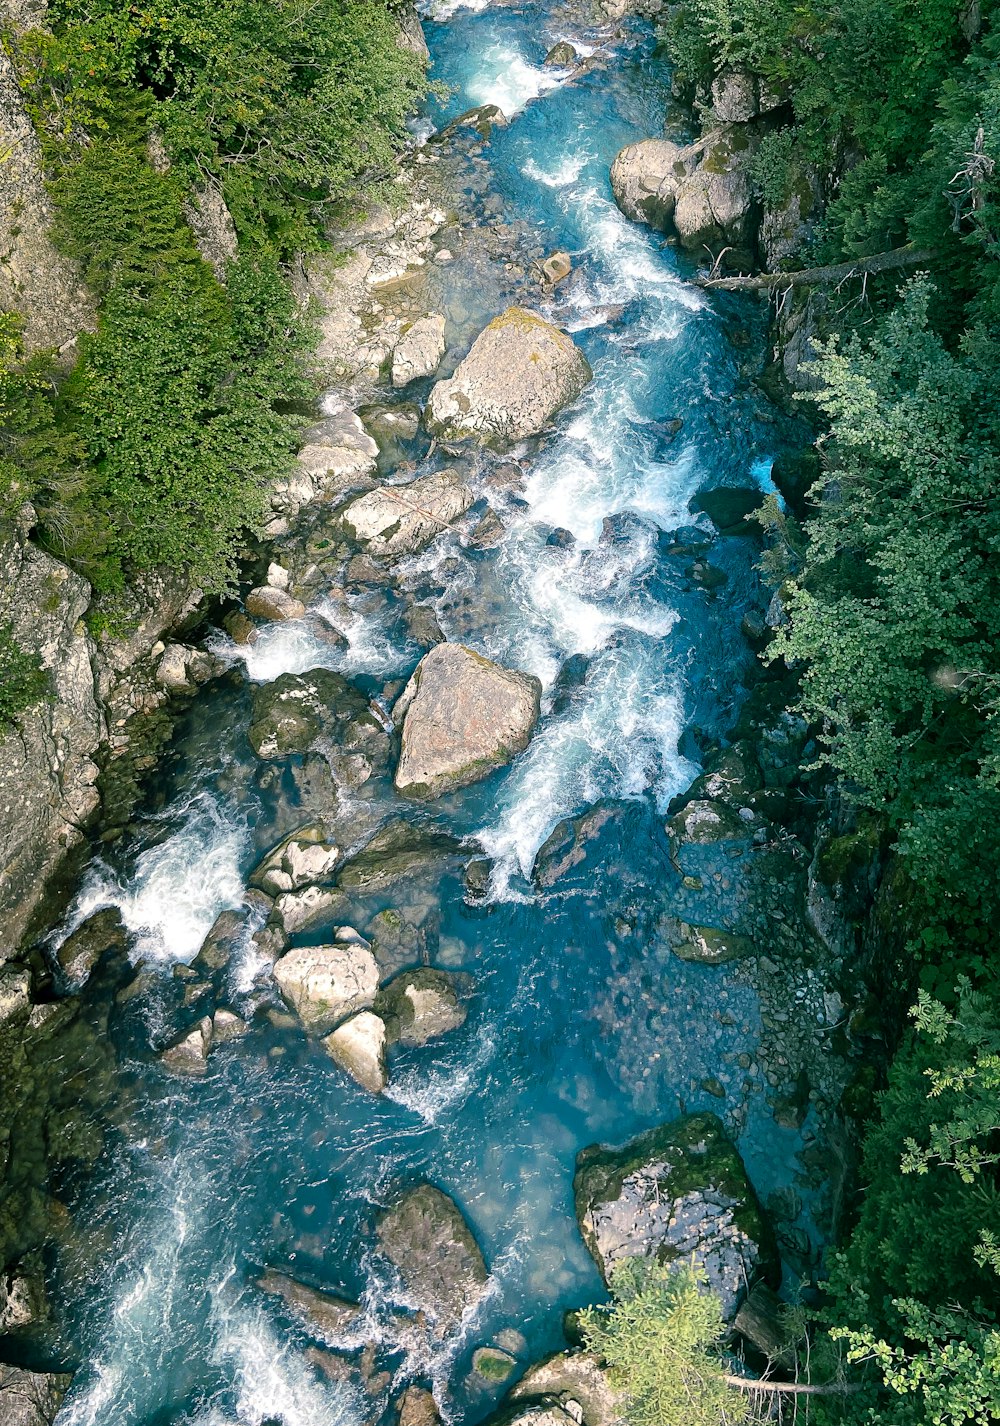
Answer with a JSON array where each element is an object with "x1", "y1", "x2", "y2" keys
[
  {"x1": 394, "y1": 644, "x2": 541, "y2": 799},
  {"x1": 272, "y1": 943, "x2": 379, "y2": 1034},
  {"x1": 573, "y1": 1113, "x2": 777, "y2": 1319},
  {"x1": 377, "y1": 1183, "x2": 488, "y2": 1336},
  {"x1": 425, "y1": 307, "x2": 590, "y2": 448},
  {"x1": 340, "y1": 469, "x2": 473, "y2": 558},
  {"x1": 0, "y1": 1363, "x2": 73, "y2": 1426}
]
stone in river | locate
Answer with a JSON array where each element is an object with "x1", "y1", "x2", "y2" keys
[
  {"x1": 337, "y1": 818, "x2": 462, "y2": 892},
  {"x1": 160, "y1": 1016, "x2": 213, "y2": 1076},
  {"x1": 323, "y1": 1010, "x2": 388, "y2": 1094},
  {"x1": 541, "y1": 250, "x2": 572, "y2": 285},
  {"x1": 471, "y1": 1346, "x2": 516, "y2": 1382},
  {"x1": 341, "y1": 468, "x2": 473, "y2": 558},
  {"x1": 248, "y1": 668, "x2": 385, "y2": 763},
  {"x1": 0, "y1": 1363, "x2": 73, "y2": 1426},
  {"x1": 250, "y1": 823, "x2": 340, "y2": 895},
  {"x1": 425, "y1": 308, "x2": 590, "y2": 448},
  {"x1": 397, "y1": 1385, "x2": 440, "y2": 1426},
  {"x1": 377, "y1": 1183, "x2": 488, "y2": 1336},
  {"x1": 56, "y1": 907, "x2": 126, "y2": 986},
  {"x1": 659, "y1": 917, "x2": 754, "y2": 965},
  {"x1": 392, "y1": 314, "x2": 447, "y2": 387},
  {"x1": 272, "y1": 885, "x2": 344, "y2": 936},
  {"x1": 573, "y1": 1112, "x2": 777, "y2": 1319},
  {"x1": 257, "y1": 1268, "x2": 360, "y2": 1342},
  {"x1": 691, "y1": 486, "x2": 766, "y2": 534},
  {"x1": 375, "y1": 967, "x2": 467, "y2": 1047},
  {"x1": 245, "y1": 586, "x2": 306, "y2": 622},
  {"x1": 544, "y1": 41, "x2": 578, "y2": 66},
  {"x1": 393, "y1": 643, "x2": 541, "y2": 799},
  {"x1": 272, "y1": 943, "x2": 379, "y2": 1034},
  {"x1": 510, "y1": 1352, "x2": 624, "y2": 1426},
  {"x1": 666, "y1": 797, "x2": 746, "y2": 848}
]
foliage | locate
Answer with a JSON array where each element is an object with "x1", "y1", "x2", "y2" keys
[
  {"x1": 768, "y1": 280, "x2": 1000, "y2": 950},
  {"x1": 15, "y1": 0, "x2": 426, "y2": 258},
  {"x1": 579, "y1": 1259, "x2": 751, "y2": 1426},
  {"x1": 0, "y1": 623, "x2": 49, "y2": 730}
]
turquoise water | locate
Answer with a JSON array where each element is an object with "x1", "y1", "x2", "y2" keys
[{"x1": 41, "y1": 5, "x2": 813, "y2": 1424}]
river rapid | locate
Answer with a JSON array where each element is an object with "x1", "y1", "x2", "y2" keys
[{"x1": 31, "y1": 4, "x2": 839, "y2": 1424}]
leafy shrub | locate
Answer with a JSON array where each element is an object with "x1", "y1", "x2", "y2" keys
[
  {"x1": 0, "y1": 623, "x2": 49, "y2": 730},
  {"x1": 580, "y1": 1259, "x2": 751, "y2": 1426}
]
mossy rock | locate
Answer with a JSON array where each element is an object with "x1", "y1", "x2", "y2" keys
[
  {"x1": 375, "y1": 967, "x2": 468, "y2": 1046},
  {"x1": 337, "y1": 819, "x2": 461, "y2": 892},
  {"x1": 472, "y1": 1346, "x2": 517, "y2": 1382}
]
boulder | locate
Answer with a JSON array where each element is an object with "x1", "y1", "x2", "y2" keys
[
  {"x1": 274, "y1": 408, "x2": 379, "y2": 527},
  {"x1": 398, "y1": 1385, "x2": 440, "y2": 1426},
  {"x1": 544, "y1": 41, "x2": 578, "y2": 66},
  {"x1": 532, "y1": 801, "x2": 626, "y2": 888},
  {"x1": 212, "y1": 1008, "x2": 249, "y2": 1043},
  {"x1": 610, "y1": 131, "x2": 756, "y2": 268},
  {"x1": 251, "y1": 825, "x2": 341, "y2": 895},
  {"x1": 323, "y1": 1010, "x2": 388, "y2": 1094},
  {"x1": 272, "y1": 885, "x2": 344, "y2": 936},
  {"x1": 55, "y1": 908, "x2": 126, "y2": 985},
  {"x1": 692, "y1": 486, "x2": 765, "y2": 534},
  {"x1": 397, "y1": 4, "x2": 430, "y2": 61},
  {"x1": 337, "y1": 819, "x2": 462, "y2": 892},
  {"x1": 377, "y1": 1183, "x2": 488, "y2": 1336},
  {"x1": 510, "y1": 1352, "x2": 624, "y2": 1426},
  {"x1": 160, "y1": 1016, "x2": 214, "y2": 1076},
  {"x1": 680, "y1": 744, "x2": 761, "y2": 809},
  {"x1": 425, "y1": 308, "x2": 590, "y2": 448},
  {"x1": 394, "y1": 644, "x2": 541, "y2": 798},
  {"x1": 375, "y1": 968, "x2": 467, "y2": 1046},
  {"x1": 666, "y1": 798, "x2": 746, "y2": 847},
  {"x1": 183, "y1": 182, "x2": 238, "y2": 280},
  {"x1": 0, "y1": 1258, "x2": 47, "y2": 1334},
  {"x1": 245, "y1": 586, "x2": 307, "y2": 622},
  {"x1": 341, "y1": 469, "x2": 473, "y2": 558},
  {"x1": 272, "y1": 943, "x2": 379, "y2": 1034},
  {"x1": 710, "y1": 68, "x2": 759, "y2": 123},
  {"x1": 257, "y1": 1268, "x2": 359, "y2": 1342},
  {"x1": 541, "y1": 251, "x2": 572, "y2": 285},
  {"x1": 392, "y1": 314, "x2": 447, "y2": 387},
  {"x1": 248, "y1": 668, "x2": 384, "y2": 763},
  {"x1": 0, "y1": 1363, "x2": 73, "y2": 1426},
  {"x1": 574, "y1": 1113, "x2": 777, "y2": 1318}
]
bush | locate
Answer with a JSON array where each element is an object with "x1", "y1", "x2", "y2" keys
[
  {"x1": 0, "y1": 623, "x2": 49, "y2": 730},
  {"x1": 580, "y1": 1259, "x2": 751, "y2": 1426}
]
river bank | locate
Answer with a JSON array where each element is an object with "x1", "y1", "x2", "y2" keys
[{"x1": 0, "y1": 5, "x2": 892, "y2": 1425}]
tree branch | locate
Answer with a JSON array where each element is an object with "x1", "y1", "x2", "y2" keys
[
  {"x1": 725, "y1": 1374, "x2": 862, "y2": 1396},
  {"x1": 696, "y1": 246, "x2": 936, "y2": 293}
]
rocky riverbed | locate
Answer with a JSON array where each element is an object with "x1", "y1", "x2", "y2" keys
[{"x1": 0, "y1": 5, "x2": 880, "y2": 1425}]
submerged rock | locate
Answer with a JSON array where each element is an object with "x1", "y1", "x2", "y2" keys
[
  {"x1": 272, "y1": 943, "x2": 379, "y2": 1034},
  {"x1": 375, "y1": 968, "x2": 468, "y2": 1046},
  {"x1": 323, "y1": 1010, "x2": 388, "y2": 1094},
  {"x1": 472, "y1": 1346, "x2": 516, "y2": 1382},
  {"x1": 532, "y1": 801, "x2": 626, "y2": 887},
  {"x1": 425, "y1": 308, "x2": 590, "y2": 448},
  {"x1": 257, "y1": 1268, "x2": 359, "y2": 1342},
  {"x1": 663, "y1": 919, "x2": 754, "y2": 965},
  {"x1": 394, "y1": 643, "x2": 541, "y2": 798},
  {"x1": 666, "y1": 798, "x2": 746, "y2": 848},
  {"x1": 574, "y1": 1113, "x2": 777, "y2": 1318},
  {"x1": 341, "y1": 468, "x2": 473, "y2": 558},
  {"x1": 55, "y1": 907, "x2": 126, "y2": 986},
  {"x1": 392, "y1": 314, "x2": 447, "y2": 387},
  {"x1": 377, "y1": 1183, "x2": 488, "y2": 1336},
  {"x1": 337, "y1": 819, "x2": 461, "y2": 892}
]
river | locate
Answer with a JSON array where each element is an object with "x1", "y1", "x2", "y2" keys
[{"x1": 37, "y1": 3, "x2": 836, "y2": 1423}]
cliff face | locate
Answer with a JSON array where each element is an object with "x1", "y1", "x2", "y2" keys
[{"x1": 0, "y1": 41, "x2": 95, "y2": 356}]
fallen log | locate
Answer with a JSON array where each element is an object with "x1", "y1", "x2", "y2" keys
[
  {"x1": 697, "y1": 246, "x2": 935, "y2": 292},
  {"x1": 725, "y1": 1374, "x2": 862, "y2": 1396}
]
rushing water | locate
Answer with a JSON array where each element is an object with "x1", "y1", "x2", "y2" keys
[{"x1": 37, "y1": 5, "x2": 822, "y2": 1424}]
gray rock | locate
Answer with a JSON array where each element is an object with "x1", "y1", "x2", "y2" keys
[
  {"x1": 55, "y1": 908, "x2": 126, "y2": 985},
  {"x1": 610, "y1": 130, "x2": 756, "y2": 267},
  {"x1": 341, "y1": 469, "x2": 473, "y2": 558},
  {"x1": 532, "y1": 802, "x2": 625, "y2": 887},
  {"x1": 323, "y1": 1010, "x2": 388, "y2": 1094},
  {"x1": 272, "y1": 885, "x2": 344, "y2": 936},
  {"x1": 425, "y1": 308, "x2": 591, "y2": 448},
  {"x1": 337, "y1": 819, "x2": 461, "y2": 892},
  {"x1": 257, "y1": 1268, "x2": 360, "y2": 1342},
  {"x1": 0, "y1": 1363, "x2": 72, "y2": 1426},
  {"x1": 397, "y1": 1385, "x2": 440, "y2": 1426},
  {"x1": 281, "y1": 408, "x2": 379, "y2": 522},
  {"x1": 272, "y1": 942, "x2": 379, "y2": 1034},
  {"x1": 394, "y1": 643, "x2": 541, "y2": 798},
  {"x1": 710, "y1": 68, "x2": 759, "y2": 123},
  {"x1": 212, "y1": 1008, "x2": 249, "y2": 1043},
  {"x1": 247, "y1": 668, "x2": 384, "y2": 763},
  {"x1": 396, "y1": 4, "x2": 430, "y2": 61},
  {"x1": 0, "y1": 1257, "x2": 47, "y2": 1333},
  {"x1": 666, "y1": 920, "x2": 754, "y2": 965},
  {"x1": 246, "y1": 586, "x2": 306, "y2": 622},
  {"x1": 377, "y1": 1183, "x2": 488, "y2": 1336},
  {"x1": 666, "y1": 798, "x2": 746, "y2": 847},
  {"x1": 160, "y1": 1016, "x2": 214, "y2": 1076},
  {"x1": 511, "y1": 1352, "x2": 624, "y2": 1426},
  {"x1": 574, "y1": 1113, "x2": 777, "y2": 1318},
  {"x1": 183, "y1": 182, "x2": 238, "y2": 281},
  {"x1": 375, "y1": 968, "x2": 468, "y2": 1046},
  {"x1": 251, "y1": 825, "x2": 340, "y2": 895},
  {"x1": 544, "y1": 42, "x2": 578, "y2": 66},
  {"x1": 392, "y1": 314, "x2": 447, "y2": 387}
]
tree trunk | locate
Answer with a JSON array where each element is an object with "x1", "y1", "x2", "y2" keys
[{"x1": 696, "y1": 246, "x2": 935, "y2": 293}]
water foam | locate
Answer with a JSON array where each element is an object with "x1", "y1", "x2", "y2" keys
[
  {"x1": 61, "y1": 791, "x2": 248, "y2": 967},
  {"x1": 522, "y1": 153, "x2": 588, "y2": 187},
  {"x1": 465, "y1": 42, "x2": 562, "y2": 115}
]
